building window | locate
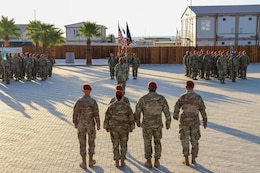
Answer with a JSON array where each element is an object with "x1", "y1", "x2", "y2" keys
[
  {"x1": 201, "y1": 19, "x2": 210, "y2": 31},
  {"x1": 73, "y1": 30, "x2": 79, "y2": 35}
]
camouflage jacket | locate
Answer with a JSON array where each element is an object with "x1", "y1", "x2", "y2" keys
[
  {"x1": 109, "y1": 96, "x2": 130, "y2": 106},
  {"x1": 103, "y1": 100, "x2": 135, "y2": 131},
  {"x1": 173, "y1": 90, "x2": 207, "y2": 126},
  {"x1": 114, "y1": 63, "x2": 129, "y2": 81},
  {"x1": 134, "y1": 92, "x2": 171, "y2": 129},
  {"x1": 73, "y1": 95, "x2": 100, "y2": 128}
]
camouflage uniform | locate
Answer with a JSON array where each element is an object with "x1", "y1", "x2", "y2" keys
[
  {"x1": 190, "y1": 51, "x2": 199, "y2": 80},
  {"x1": 11, "y1": 53, "x2": 21, "y2": 81},
  {"x1": 198, "y1": 51, "x2": 205, "y2": 79},
  {"x1": 38, "y1": 55, "x2": 48, "y2": 80},
  {"x1": 203, "y1": 51, "x2": 212, "y2": 80},
  {"x1": 134, "y1": 87, "x2": 171, "y2": 166},
  {"x1": 31, "y1": 54, "x2": 38, "y2": 80},
  {"x1": 239, "y1": 52, "x2": 250, "y2": 79},
  {"x1": 108, "y1": 53, "x2": 117, "y2": 79},
  {"x1": 216, "y1": 53, "x2": 228, "y2": 84},
  {"x1": 228, "y1": 54, "x2": 240, "y2": 82},
  {"x1": 47, "y1": 55, "x2": 55, "y2": 77},
  {"x1": 183, "y1": 51, "x2": 190, "y2": 77},
  {"x1": 73, "y1": 94, "x2": 100, "y2": 165},
  {"x1": 103, "y1": 98, "x2": 135, "y2": 163},
  {"x1": 109, "y1": 96, "x2": 130, "y2": 105},
  {"x1": 114, "y1": 59, "x2": 129, "y2": 91},
  {"x1": 23, "y1": 53, "x2": 34, "y2": 81},
  {"x1": 131, "y1": 53, "x2": 140, "y2": 79},
  {"x1": 173, "y1": 83, "x2": 207, "y2": 165},
  {"x1": 1, "y1": 55, "x2": 12, "y2": 84}
]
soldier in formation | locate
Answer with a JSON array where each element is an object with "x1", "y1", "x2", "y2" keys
[
  {"x1": 0, "y1": 51, "x2": 55, "y2": 84},
  {"x1": 183, "y1": 50, "x2": 250, "y2": 84},
  {"x1": 134, "y1": 81, "x2": 171, "y2": 168},
  {"x1": 239, "y1": 51, "x2": 250, "y2": 79},
  {"x1": 173, "y1": 80, "x2": 208, "y2": 166},
  {"x1": 130, "y1": 52, "x2": 140, "y2": 79},
  {"x1": 114, "y1": 57, "x2": 129, "y2": 91},
  {"x1": 73, "y1": 84, "x2": 100, "y2": 168},
  {"x1": 216, "y1": 51, "x2": 228, "y2": 84},
  {"x1": 104, "y1": 89, "x2": 135, "y2": 167},
  {"x1": 108, "y1": 52, "x2": 117, "y2": 80},
  {"x1": 72, "y1": 80, "x2": 209, "y2": 169},
  {"x1": 1, "y1": 53, "x2": 12, "y2": 84}
]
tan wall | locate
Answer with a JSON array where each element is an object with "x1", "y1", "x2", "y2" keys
[{"x1": 22, "y1": 45, "x2": 260, "y2": 64}]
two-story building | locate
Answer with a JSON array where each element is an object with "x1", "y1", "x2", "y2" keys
[
  {"x1": 181, "y1": 5, "x2": 260, "y2": 47},
  {"x1": 65, "y1": 22, "x2": 107, "y2": 45}
]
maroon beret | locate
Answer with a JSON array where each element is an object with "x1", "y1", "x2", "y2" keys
[
  {"x1": 115, "y1": 90, "x2": 123, "y2": 96},
  {"x1": 148, "y1": 81, "x2": 157, "y2": 89},
  {"x1": 116, "y1": 85, "x2": 123, "y2": 91},
  {"x1": 83, "y1": 84, "x2": 92, "y2": 91},
  {"x1": 186, "y1": 80, "x2": 194, "y2": 88}
]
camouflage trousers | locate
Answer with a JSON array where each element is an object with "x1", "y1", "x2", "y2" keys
[
  {"x1": 179, "y1": 125, "x2": 201, "y2": 157},
  {"x1": 109, "y1": 66, "x2": 115, "y2": 77},
  {"x1": 132, "y1": 67, "x2": 138, "y2": 77},
  {"x1": 77, "y1": 125, "x2": 96, "y2": 157},
  {"x1": 143, "y1": 127, "x2": 162, "y2": 159},
  {"x1": 240, "y1": 65, "x2": 248, "y2": 79},
  {"x1": 110, "y1": 128, "x2": 129, "y2": 160},
  {"x1": 218, "y1": 69, "x2": 227, "y2": 82},
  {"x1": 191, "y1": 67, "x2": 198, "y2": 79},
  {"x1": 116, "y1": 79, "x2": 126, "y2": 91}
]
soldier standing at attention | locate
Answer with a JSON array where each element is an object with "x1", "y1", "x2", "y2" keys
[
  {"x1": 23, "y1": 52, "x2": 34, "y2": 81},
  {"x1": 73, "y1": 84, "x2": 100, "y2": 169},
  {"x1": 108, "y1": 52, "x2": 117, "y2": 80},
  {"x1": 173, "y1": 81, "x2": 207, "y2": 166},
  {"x1": 134, "y1": 82, "x2": 171, "y2": 168},
  {"x1": 114, "y1": 57, "x2": 129, "y2": 91},
  {"x1": 104, "y1": 90, "x2": 135, "y2": 167},
  {"x1": 239, "y1": 51, "x2": 250, "y2": 79},
  {"x1": 183, "y1": 51, "x2": 190, "y2": 77},
  {"x1": 131, "y1": 52, "x2": 140, "y2": 79},
  {"x1": 1, "y1": 53, "x2": 12, "y2": 84}
]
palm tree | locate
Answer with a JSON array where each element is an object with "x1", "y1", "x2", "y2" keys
[
  {"x1": 26, "y1": 20, "x2": 42, "y2": 53},
  {"x1": 0, "y1": 16, "x2": 20, "y2": 47},
  {"x1": 75, "y1": 21, "x2": 102, "y2": 65},
  {"x1": 26, "y1": 21, "x2": 65, "y2": 54}
]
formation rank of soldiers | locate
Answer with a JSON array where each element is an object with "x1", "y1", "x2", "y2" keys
[
  {"x1": 183, "y1": 50, "x2": 250, "y2": 84},
  {"x1": 0, "y1": 52, "x2": 55, "y2": 84}
]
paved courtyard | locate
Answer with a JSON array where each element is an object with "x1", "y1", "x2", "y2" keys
[{"x1": 0, "y1": 60, "x2": 259, "y2": 173}]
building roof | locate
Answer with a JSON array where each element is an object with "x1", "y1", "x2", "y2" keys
[
  {"x1": 189, "y1": 4, "x2": 260, "y2": 16},
  {"x1": 65, "y1": 22, "x2": 107, "y2": 29}
]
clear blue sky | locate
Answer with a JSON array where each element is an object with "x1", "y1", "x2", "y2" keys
[{"x1": 1, "y1": 0, "x2": 259, "y2": 37}]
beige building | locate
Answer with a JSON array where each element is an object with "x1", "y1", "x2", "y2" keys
[{"x1": 65, "y1": 22, "x2": 107, "y2": 44}]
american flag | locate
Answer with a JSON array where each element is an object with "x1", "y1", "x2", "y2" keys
[{"x1": 118, "y1": 24, "x2": 124, "y2": 46}]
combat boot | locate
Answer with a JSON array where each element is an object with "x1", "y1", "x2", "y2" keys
[
  {"x1": 154, "y1": 158, "x2": 160, "y2": 167},
  {"x1": 88, "y1": 154, "x2": 96, "y2": 167},
  {"x1": 145, "y1": 158, "x2": 152, "y2": 168},
  {"x1": 191, "y1": 155, "x2": 196, "y2": 164},
  {"x1": 114, "y1": 160, "x2": 119, "y2": 167},
  {"x1": 121, "y1": 159, "x2": 126, "y2": 166},
  {"x1": 182, "y1": 156, "x2": 189, "y2": 166},
  {"x1": 79, "y1": 155, "x2": 86, "y2": 168}
]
